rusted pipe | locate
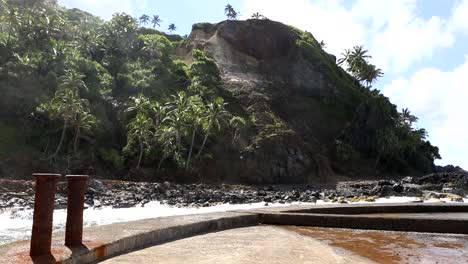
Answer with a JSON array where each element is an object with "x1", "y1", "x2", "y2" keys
[
  {"x1": 30, "y1": 173, "x2": 61, "y2": 257},
  {"x1": 65, "y1": 175, "x2": 89, "y2": 247}
]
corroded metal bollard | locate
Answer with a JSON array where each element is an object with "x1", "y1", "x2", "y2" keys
[
  {"x1": 30, "y1": 173, "x2": 61, "y2": 257},
  {"x1": 65, "y1": 175, "x2": 89, "y2": 247}
]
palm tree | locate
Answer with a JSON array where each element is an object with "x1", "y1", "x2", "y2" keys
[
  {"x1": 70, "y1": 108, "x2": 97, "y2": 155},
  {"x1": 400, "y1": 108, "x2": 418, "y2": 126},
  {"x1": 37, "y1": 88, "x2": 92, "y2": 158},
  {"x1": 168, "y1": 23, "x2": 176, "y2": 32},
  {"x1": 126, "y1": 112, "x2": 154, "y2": 169},
  {"x1": 156, "y1": 125, "x2": 176, "y2": 171},
  {"x1": 229, "y1": 116, "x2": 246, "y2": 143},
  {"x1": 151, "y1": 15, "x2": 162, "y2": 28},
  {"x1": 224, "y1": 4, "x2": 238, "y2": 20},
  {"x1": 125, "y1": 94, "x2": 152, "y2": 115},
  {"x1": 139, "y1": 14, "x2": 150, "y2": 26},
  {"x1": 58, "y1": 70, "x2": 87, "y2": 91},
  {"x1": 184, "y1": 96, "x2": 205, "y2": 171},
  {"x1": 362, "y1": 64, "x2": 383, "y2": 87},
  {"x1": 195, "y1": 97, "x2": 230, "y2": 160},
  {"x1": 251, "y1": 12, "x2": 263, "y2": 19},
  {"x1": 338, "y1": 45, "x2": 383, "y2": 87},
  {"x1": 164, "y1": 91, "x2": 190, "y2": 151}
]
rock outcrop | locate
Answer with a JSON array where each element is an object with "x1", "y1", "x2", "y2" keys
[{"x1": 178, "y1": 20, "x2": 388, "y2": 183}]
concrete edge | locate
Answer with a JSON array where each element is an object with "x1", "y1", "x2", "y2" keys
[
  {"x1": 245, "y1": 203, "x2": 468, "y2": 214},
  {"x1": 65, "y1": 213, "x2": 260, "y2": 264},
  {"x1": 259, "y1": 212, "x2": 468, "y2": 234},
  {"x1": 287, "y1": 203, "x2": 468, "y2": 214}
]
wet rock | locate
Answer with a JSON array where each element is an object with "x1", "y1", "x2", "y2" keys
[
  {"x1": 402, "y1": 184, "x2": 423, "y2": 197},
  {"x1": 378, "y1": 180, "x2": 394, "y2": 186},
  {"x1": 379, "y1": 185, "x2": 395, "y2": 197},
  {"x1": 392, "y1": 183, "x2": 404, "y2": 193},
  {"x1": 400, "y1": 176, "x2": 414, "y2": 184},
  {"x1": 423, "y1": 191, "x2": 441, "y2": 200},
  {"x1": 442, "y1": 188, "x2": 465, "y2": 196}
]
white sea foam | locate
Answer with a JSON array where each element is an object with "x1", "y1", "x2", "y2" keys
[{"x1": 0, "y1": 201, "x2": 309, "y2": 245}]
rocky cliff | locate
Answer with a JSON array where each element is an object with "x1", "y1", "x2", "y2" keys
[{"x1": 177, "y1": 20, "x2": 436, "y2": 184}]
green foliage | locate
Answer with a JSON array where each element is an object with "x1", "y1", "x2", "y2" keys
[
  {"x1": 0, "y1": 123, "x2": 19, "y2": 155},
  {"x1": 98, "y1": 148, "x2": 124, "y2": 170},
  {"x1": 335, "y1": 140, "x2": 359, "y2": 162},
  {"x1": 338, "y1": 46, "x2": 383, "y2": 87},
  {"x1": 124, "y1": 111, "x2": 154, "y2": 169},
  {"x1": 187, "y1": 49, "x2": 221, "y2": 97},
  {"x1": 36, "y1": 87, "x2": 97, "y2": 157},
  {"x1": 192, "y1": 22, "x2": 215, "y2": 32}
]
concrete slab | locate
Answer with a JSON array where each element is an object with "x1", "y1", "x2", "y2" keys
[{"x1": 100, "y1": 226, "x2": 373, "y2": 264}]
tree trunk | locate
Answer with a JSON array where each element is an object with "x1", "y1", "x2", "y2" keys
[
  {"x1": 137, "y1": 138, "x2": 143, "y2": 169},
  {"x1": 157, "y1": 155, "x2": 166, "y2": 172},
  {"x1": 185, "y1": 128, "x2": 196, "y2": 171},
  {"x1": 374, "y1": 146, "x2": 384, "y2": 169},
  {"x1": 195, "y1": 131, "x2": 209, "y2": 161},
  {"x1": 73, "y1": 127, "x2": 80, "y2": 156},
  {"x1": 195, "y1": 120, "x2": 212, "y2": 160},
  {"x1": 52, "y1": 119, "x2": 67, "y2": 158}
]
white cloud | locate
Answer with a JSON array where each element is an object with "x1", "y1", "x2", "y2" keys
[
  {"x1": 450, "y1": 0, "x2": 468, "y2": 33},
  {"x1": 242, "y1": 0, "x2": 455, "y2": 73},
  {"x1": 370, "y1": 13, "x2": 454, "y2": 73},
  {"x1": 58, "y1": 0, "x2": 146, "y2": 20},
  {"x1": 383, "y1": 56, "x2": 468, "y2": 168}
]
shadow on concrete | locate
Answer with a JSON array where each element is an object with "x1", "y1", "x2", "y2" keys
[
  {"x1": 30, "y1": 254, "x2": 57, "y2": 264},
  {"x1": 67, "y1": 243, "x2": 90, "y2": 256}
]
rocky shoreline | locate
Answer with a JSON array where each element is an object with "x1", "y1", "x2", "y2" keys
[{"x1": 0, "y1": 172, "x2": 467, "y2": 211}]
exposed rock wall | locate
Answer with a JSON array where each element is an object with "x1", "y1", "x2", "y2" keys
[{"x1": 180, "y1": 20, "x2": 363, "y2": 184}]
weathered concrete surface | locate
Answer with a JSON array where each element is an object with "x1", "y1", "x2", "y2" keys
[
  {"x1": 284, "y1": 226, "x2": 468, "y2": 264},
  {"x1": 0, "y1": 212, "x2": 259, "y2": 264},
  {"x1": 100, "y1": 226, "x2": 373, "y2": 264}
]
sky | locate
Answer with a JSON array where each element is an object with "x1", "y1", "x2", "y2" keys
[{"x1": 58, "y1": 0, "x2": 468, "y2": 169}]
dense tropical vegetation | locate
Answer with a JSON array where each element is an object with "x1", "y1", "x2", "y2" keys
[
  {"x1": 334, "y1": 45, "x2": 440, "y2": 173},
  {"x1": 0, "y1": 1, "x2": 440, "y2": 181},
  {"x1": 0, "y1": 0, "x2": 243, "y2": 179}
]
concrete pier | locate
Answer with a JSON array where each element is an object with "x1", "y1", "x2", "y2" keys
[{"x1": 0, "y1": 203, "x2": 466, "y2": 264}]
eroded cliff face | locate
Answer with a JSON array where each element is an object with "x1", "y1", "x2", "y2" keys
[{"x1": 179, "y1": 20, "x2": 364, "y2": 184}]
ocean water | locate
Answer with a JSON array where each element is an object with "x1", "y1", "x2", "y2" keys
[{"x1": 0, "y1": 196, "x2": 466, "y2": 245}]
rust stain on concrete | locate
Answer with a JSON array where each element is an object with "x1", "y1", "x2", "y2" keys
[
  {"x1": 282, "y1": 226, "x2": 468, "y2": 264},
  {"x1": 94, "y1": 245, "x2": 107, "y2": 260},
  {"x1": 82, "y1": 240, "x2": 108, "y2": 260},
  {"x1": 433, "y1": 242, "x2": 465, "y2": 249}
]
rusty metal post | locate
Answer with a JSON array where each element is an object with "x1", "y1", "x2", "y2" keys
[
  {"x1": 65, "y1": 175, "x2": 89, "y2": 247},
  {"x1": 30, "y1": 173, "x2": 61, "y2": 257}
]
